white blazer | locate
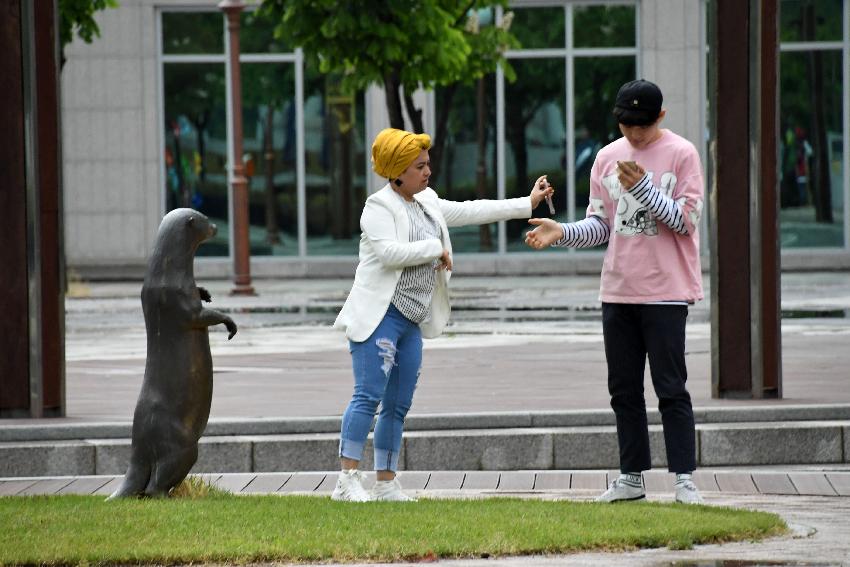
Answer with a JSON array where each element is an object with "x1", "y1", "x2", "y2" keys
[{"x1": 333, "y1": 184, "x2": 532, "y2": 342}]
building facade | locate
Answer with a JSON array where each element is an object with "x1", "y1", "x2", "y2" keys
[{"x1": 61, "y1": 0, "x2": 850, "y2": 278}]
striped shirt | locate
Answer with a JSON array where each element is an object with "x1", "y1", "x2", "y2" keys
[{"x1": 391, "y1": 197, "x2": 441, "y2": 323}]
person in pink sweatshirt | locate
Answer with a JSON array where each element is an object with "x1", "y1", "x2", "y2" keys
[{"x1": 525, "y1": 79, "x2": 705, "y2": 505}]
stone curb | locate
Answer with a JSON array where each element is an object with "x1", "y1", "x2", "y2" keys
[
  {"x1": 2, "y1": 469, "x2": 849, "y2": 497},
  {"x1": 1, "y1": 421, "x2": 847, "y2": 478},
  {"x1": 3, "y1": 404, "x2": 850, "y2": 442}
]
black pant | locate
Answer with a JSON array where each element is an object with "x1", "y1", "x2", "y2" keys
[{"x1": 602, "y1": 303, "x2": 696, "y2": 474}]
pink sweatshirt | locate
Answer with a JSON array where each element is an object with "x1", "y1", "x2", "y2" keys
[{"x1": 587, "y1": 129, "x2": 704, "y2": 303}]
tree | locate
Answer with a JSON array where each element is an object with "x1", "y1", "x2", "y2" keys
[
  {"x1": 259, "y1": 0, "x2": 516, "y2": 183},
  {"x1": 58, "y1": 0, "x2": 118, "y2": 67}
]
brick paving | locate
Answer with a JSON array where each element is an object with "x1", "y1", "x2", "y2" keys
[{"x1": 3, "y1": 469, "x2": 848, "y2": 497}]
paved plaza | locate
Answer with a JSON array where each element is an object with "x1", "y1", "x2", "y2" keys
[
  {"x1": 3, "y1": 271, "x2": 850, "y2": 565},
  {"x1": 50, "y1": 271, "x2": 850, "y2": 420}
]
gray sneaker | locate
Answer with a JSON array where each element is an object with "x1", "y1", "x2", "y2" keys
[
  {"x1": 595, "y1": 478, "x2": 646, "y2": 502},
  {"x1": 331, "y1": 469, "x2": 370, "y2": 502},
  {"x1": 674, "y1": 479, "x2": 704, "y2": 504}
]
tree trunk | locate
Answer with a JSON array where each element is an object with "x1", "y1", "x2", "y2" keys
[
  {"x1": 171, "y1": 129, "x2": 189, "y2": 208},
  {"x1": 383, "y1": 70, "x2": 405, "y2": 130},
  {"x1": 263, "y1": 107, "x2": 280, "y2": 244},
  {"x1": 804, "y1": 5, "x2": 832, "y2": 223},
  {"x1": 507, "y1": 116, "x2": 529, "y2": 199},
  {"x1": 193, "y1": 110, "x2": 209, "y2": 182},
  {"x1": 429, "y1": 82, "x2": 458, "y2": 187},
  {"x1": 402, "y1": 87, "x2": 424, "y2": 134},
  {"x1": 475, "y1": 76, "x2": 492, "y2": 251}
]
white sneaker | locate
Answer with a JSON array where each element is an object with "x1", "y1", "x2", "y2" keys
[
  {"x1": 371, "y1": 477, "x2": 416, "y2": 502},
  {"x1": 675, "y1": 479, "x2": 704, "y2": 504},
  {"x1": 331, "y1": 469, "x2": 370, "y2": 502},
  {"x1": 595, "y1": 478, "x2": 646, "y2": 503}
]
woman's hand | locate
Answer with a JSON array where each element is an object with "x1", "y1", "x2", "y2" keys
[
  {"x1": 525, "y1": 218, "x2": 563, "y2": 250},
  {"x1": 616, "y1": 161, "x2": 645, "y2": 191},
  {"x1": 436, "y1": 249, "x2": 452, "y2": 271},
  {"x1": 529, "y1": 175, "x2": 555, "y2": 209}
]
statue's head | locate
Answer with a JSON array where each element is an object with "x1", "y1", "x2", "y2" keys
[{"x1": 159, "y1": 208, "x2": 216, "y2": 249}]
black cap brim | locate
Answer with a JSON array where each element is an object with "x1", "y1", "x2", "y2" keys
[{"x1": 613, "y1": 106, "x2": 659, "y2": 126}]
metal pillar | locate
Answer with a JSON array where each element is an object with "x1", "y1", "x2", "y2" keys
[
  {"x1": 709, "y1": 0, "x2": 782, "y2": 398},
  {"x1": 220, "y1": 0, "x2": 255, "y2": 296},
  {"x1": 0, "y1": 0, "x2": 65, "y2": 417}
]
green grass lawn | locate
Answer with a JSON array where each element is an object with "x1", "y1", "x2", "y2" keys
[{"x1": 0, "y1": 494, "x2": 785, "y2": 565}]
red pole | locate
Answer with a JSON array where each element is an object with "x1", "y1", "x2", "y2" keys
[{"x1": 219, "y1": 0, "x2": 254, "y2": 295}]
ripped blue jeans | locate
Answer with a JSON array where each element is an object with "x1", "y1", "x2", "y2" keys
[{"x1": 339, "y1": 304, "x2": 422, "y2": 472}]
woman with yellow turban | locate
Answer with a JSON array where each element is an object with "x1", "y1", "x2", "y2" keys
[{"x1": 331, "y1": 128, "x2": 554, "y2": 502}]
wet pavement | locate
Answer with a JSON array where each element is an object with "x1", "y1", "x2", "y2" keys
[{"x1": 51, "y1": 272, "x2": 850, "y2": 421}]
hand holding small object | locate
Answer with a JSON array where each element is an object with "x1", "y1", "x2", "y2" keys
[
  {"x1": 436, "y1": 249, "x2": 452, "y2": 271},
  {"x1": 541, "y1": 177, "x2": 556, "y2": 215},
  {"x1": 532, "y1": 175, "x2": 556, "y2": 215},
  {"x1": 617, "y1": 160, "x2": 644, "y2": 191}
]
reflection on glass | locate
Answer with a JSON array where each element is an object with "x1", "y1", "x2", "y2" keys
[
  {"x1": 163, "y1": 63, "x2": 228, "y2": 256},
  {"x1": 162, "y1": 12, "x2": 223, "y2": 54},
  {"x1": 241, "y1": 63, "x2": 297, "y2": 256},
  {"x1": 573, "y1": 57, "x2": 635, "y2": 224},
  {"x1": 303, "y1": 67, "x2": 367, "y2": 256},
  {"x1": 505, "y1": 58, "x2": 566, "y2": 251},
  {"x1": 435, "y1": 77, "x2": 497, "y2": 253},
  {"x1": 511, "y1": 6, "x2": 565, "y2": 50},
  {"x1": 241, "y1": 9, "x2": 289, "y2": 54},
  {"x1": 779, "y1": 50, "x2": 844, "y2": 247},
  {"x1": 780, "y1": 0, "x2": 843, "y2": 42},
  {"x1": 573, "y1": 5, "x2": 636, "y2": 48}
]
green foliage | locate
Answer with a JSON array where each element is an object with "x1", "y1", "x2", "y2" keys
[
  {"x1": 58, "y1": 0, "x2": 118, "y2": 60},
  {"x1": 259, "y1": 1, "x2": 515, "y2": 96},
  {"x1": 0, "y1": 494, "x2": 786, "y2": 565}
]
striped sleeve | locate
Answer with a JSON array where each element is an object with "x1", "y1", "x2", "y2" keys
[
  {"x1": 628, "y1": 174, "x2": 688, "y2": 234},
  {"x1": 552, "y1": 215, "x2": 610, "y2": 248}
]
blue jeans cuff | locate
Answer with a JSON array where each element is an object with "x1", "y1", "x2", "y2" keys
[
  {"x1": 374, "y1": 447, "x2": 399, "y2": 472},
  {"x1": 339, "y1": 438, "x2": 366, "y2": 462}
]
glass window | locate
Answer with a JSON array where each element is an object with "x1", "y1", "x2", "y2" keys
[
  {"x1": 162, "y1": 12, "x2": 224, "y2": 54},
  {"x1": 573, "y1": 5, "x2": 637, "y2": 48},
  {"x1": 510, "y1": 6, "x2": 565, "y2": 50},
  {"x1": 780, "y1": 0, "x2": 843, "y2": 42},
  {"x1": 241, "y1": 9, "x2": 290, "y2": 54},
  {"x1": 435, "y1": 77, "x2": 498, "y2": 253},
  {"x1": 163, "y1": 63, "x2": 229, "y2": 256},
  {"x1": 303, "y1": 68, "x2": 367, "y2": 256},
  {"x1": 241, "y1": 63, "x2": 298, "y2": 256},
  {"x1": 504, "y1": 58, "x2": 566, "y2": 252},
  {"x1": 573, "y1": 56, "x2": 636, "y2": 224},
  {"x1": 779, "y1": 49, "x2": 844, "y2": 247}
]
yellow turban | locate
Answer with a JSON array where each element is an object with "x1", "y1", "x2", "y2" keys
[{"x1": 371, "y1": 128, "x2": 432, "y2": 179}]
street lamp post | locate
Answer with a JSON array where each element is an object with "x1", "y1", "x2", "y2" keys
[{"x1": 219, "y1": 0, "x2": 254, "y2": 295}]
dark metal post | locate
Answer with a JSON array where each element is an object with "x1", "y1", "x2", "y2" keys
[
  {"x1": 0, "y1": 0, "x2": 64, "y2": 417},
  {"x1": 709, "y1": 0, "x2": 781, "y2": 398},
  {"x1": 220, "y1": 0, "x2": 254, "y2": 295}
]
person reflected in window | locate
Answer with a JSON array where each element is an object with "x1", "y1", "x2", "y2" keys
[
  {"x1": 331, "y1": 127, "x2": 554, "y2": 502},
  {"x1": 525, "y1": 79, "x2": 705, "y2": 505}
]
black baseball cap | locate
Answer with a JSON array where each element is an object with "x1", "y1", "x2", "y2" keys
[{"x1": 613, "y1": 79, "x2": 663, "y2": 126}]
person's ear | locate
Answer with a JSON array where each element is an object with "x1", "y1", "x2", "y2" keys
[
  {"x1": 394, "y1": 178, "x2": 403, "y2": 187},
  {"x1": 656, "y1": 109, "x2": 666, "y2": 124}
]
